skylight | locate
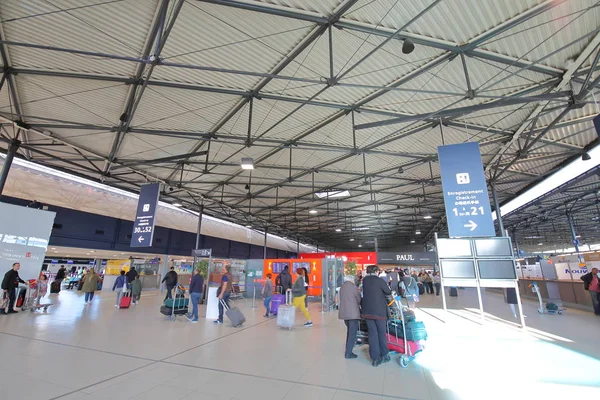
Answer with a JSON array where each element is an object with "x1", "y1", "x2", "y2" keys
[
  {"x1": 495, "y1": 144, "x2": 600, "y2": 219},
  {"x1": 315, "y1": 190, "x2": 350, "y2": 199}
]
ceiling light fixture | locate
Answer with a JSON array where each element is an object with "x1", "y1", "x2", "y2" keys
[
  {"x1": 402, "y1": 39, "x2": 415, "y2": 54},
  {"x1": 398, "y1": 167, "x2": 404, "y2": 174},
  {"x1": 423, "y1": 215, "x2": 432, "y2": 219},
  {"x1": 415, "y1": 230, "x2": 421, "y2": 235},
  {"x1": 309, "y1": 209, "x2": 318, "y2": 214},
  {"x1": 582, "y1": 152, "x2": 592, "y2": 161},
  {"x1": 538, "y1": 243, "x2": 544, "y2": 246},
  {"x1": 245, "y1": 224, "x2": 252, "y2": 228},
  {"x1": 410, "y1": 240, "x2": 416, "y2": 244},
  {"x1": 352, "y1": 227, "x2": 370, "y2": 231},
  {"x1": 358, "y1": 244, "x2": 363, "y2": 248},
  {"x1": 241, "y1": 158, "x2": 255, "y2": 170},
  {"x1": 335, "y1": 228, "x2": 342, "y2": 232},
  {"x1": 349, "y1": 238, "x2": 355, "y2": 242},
  {"x1": 315, "y1": 190, "x2": 350, "y2": 199},
  {"x1": 172, "y1": 202, "x2": 182, "y2": 207}
]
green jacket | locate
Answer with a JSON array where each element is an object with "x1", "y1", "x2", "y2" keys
[
  {"x1": 130, "y1": 279, "x2": 142, "y2": 296},
  {"x1": 81, "y1": 273, "x2": 100, "y2": 293}
]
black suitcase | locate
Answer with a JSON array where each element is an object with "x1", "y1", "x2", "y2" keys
[
  {"x1": 449, "y1": 287, "x2": 458, "y2": 297},
  {"x1": 50, "y1": 280, "x2": 60, "y2": 293},
  {"x1": 418, "y1": 283, "x2": 425, "y2": 295},
  {"x1": 77, "y1": 280, "x2": 84, "y2": 291},
  {"x1": 15, "y1": 288, "x2": 27, "y2": 308}
]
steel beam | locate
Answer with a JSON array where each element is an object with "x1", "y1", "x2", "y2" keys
[{"x1": 0, "y1": 138, "x2": 20, "y2": 196}]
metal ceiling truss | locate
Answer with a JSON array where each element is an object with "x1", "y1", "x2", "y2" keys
[{"x1": 1, "y1": 0, "x2": 599, "y2": 250}]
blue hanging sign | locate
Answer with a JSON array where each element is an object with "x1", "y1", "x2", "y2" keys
[
  {"x1": 130, "y1": 183, "x2": 161, "y2": 247},
  {"x1": 438, "y1": 142, "x2": 495, "y2": 238}
]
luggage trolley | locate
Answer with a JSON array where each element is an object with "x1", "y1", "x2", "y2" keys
[
  {"x1": 160, "y1": 285, "x2": 190, "y2": 321},
  {"x1": 21, "y1": 279, "x2": 51, "y2": 312},
  {"x1": 530, "y1": 282, "x2": 564, "y2": 315},
  {"x1": 386, "y1": 295, "x2": 424, "y2": 368}
]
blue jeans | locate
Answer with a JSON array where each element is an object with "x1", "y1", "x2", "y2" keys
[
  {"x1": 190, "y1": 292, "x2": 201, "y2": 320},
  {"x1": 217, "y1": 292, "x2": 231, "y2": 322},
  {"x1": 84, "y1": 292, "x2": 94, "y2": 302},
  {"x1": 264, "y1": 296, "x2": 272, "y2": 315}
]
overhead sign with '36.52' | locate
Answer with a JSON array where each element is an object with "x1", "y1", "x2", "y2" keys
[
  {"x1": 130, "y1": 183, "x2": 161, "y2": 247},
  {"x1": 438, "y1": 142, "x2": 495, "y2": 238}
]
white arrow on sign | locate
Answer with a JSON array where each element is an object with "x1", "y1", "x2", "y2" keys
[
  {"x1": 464, "y1": 220, "x2": 477, "y2": 231},
  {"x1": 138, "y1": 236, "x2": 144, "y2": 243}
]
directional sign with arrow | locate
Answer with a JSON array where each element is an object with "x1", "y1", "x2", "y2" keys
[
  {"x1": 130, "y1": 183, "x2": 160, "y2": 248},
  {"x1": 438, "y1": 143, "x2": 495, "y2": 238}
]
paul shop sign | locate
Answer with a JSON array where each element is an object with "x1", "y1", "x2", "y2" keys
[{"x1": 377, "y1": 252, "x2": 437, "y2": 265}]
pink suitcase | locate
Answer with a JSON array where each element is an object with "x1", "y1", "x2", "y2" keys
[{"x1": 386, "y1": 333, "x2": 423, "y2": 356}]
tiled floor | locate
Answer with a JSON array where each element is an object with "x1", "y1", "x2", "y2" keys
[{"x1": 1, "y1": 287, "x2": 599, "y2": 400}]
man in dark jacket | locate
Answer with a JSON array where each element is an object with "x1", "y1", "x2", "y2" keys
[
  {"x1": 162, "y1": 267, "x2": 178, "y2": 300},
  {"x1": 580, "y1": 267, "x2": 600, "y2": 315},
  {"x1": 361, "y1": 265, "x2": 392, "y2": 367},
  {"x1": 126, "y1": 267, "x2": 139, "y2": 284},
  {"x1": 188, "y1": 269, "x2": 204, "y2": 323},
  {"x1": 279, "y1": 266, "x2": 292, "y2": 293},
  {"x1": 1, "y1": 263, "x2": 26, "y2": 314}
]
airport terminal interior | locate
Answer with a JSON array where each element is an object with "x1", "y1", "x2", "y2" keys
[{"x1": 1, "y1": 0, "x2": 600, "y2": 399}]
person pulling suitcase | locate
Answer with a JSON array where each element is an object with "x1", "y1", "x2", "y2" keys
[{"x1": 1, "y1": 263, "x2": 26, "y2": 314}]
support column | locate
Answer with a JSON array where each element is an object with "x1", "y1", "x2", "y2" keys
[
  {"x1": 491, "y1": 184, "x2": 506, "y2": 237},
  {"x1": 374, "y1": 237, "x2": 379, "y2": 253},
  {"x1": 567, "y1": 213, "x2": 582, "y2": 258},
  {"x1": 193, "y1": 205, "x2": 203, "y2": 270},
  {"x1": 296, "y1": 237, "x2": 300, "y2": 257},
  {"x1": 263, "y1": 227, "x2": 268, "y2": 259},
  {"x1": 0, "y1": 139, "x2": 21, "y2": 197}
]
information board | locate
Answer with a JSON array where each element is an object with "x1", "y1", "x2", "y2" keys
[
  {"x1": 438, "y1": 142, "x2": 495, "y2": 237},
  {"x1": 130, "y1": 183, "x2": 160, "y2": 247}
]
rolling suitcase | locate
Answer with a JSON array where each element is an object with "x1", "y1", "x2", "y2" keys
[
  {"x1": 221, "y1": 299, "x2": 246, "y2": 327},
  {"x1": 270, "y1": 294, "x2": 285, "y2": 315},
  {"x1": 417, "y1": 283, "x2": 425, "y2": 295},
  {"x1": 15, "y1": 288, "x2": 27, "y2": 308},
  {"x1": 50, "y1": 280, "x2": 60, "y2": 294},
  {"x1": 388, "y1": 320, "x2": 428, "y2": 341},
  {"x1": 449, "y1": 287, "x2": 458, "y2": 297},
  {"x1": 386, "y1": 334, "x2": 423, "y2": 355},
  {"x1": 277, "y1": 290, "x2": 295, "y2": 330},
  {"x1": 119, "y1": 291, "x2": 132, "y2": 309}
]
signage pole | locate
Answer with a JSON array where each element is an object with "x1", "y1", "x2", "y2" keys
[
  {"x1": 194, "y1": 205, "x2": 203, "y2": 269},
  {"x1": 263, "y1": 227, "x2": 268, "y2": 259},
  {"x1": 491, "y1": 184, "x2": 506, "y2": 237},
  {"x1": 0, "y1": 139, "x2": 20, "y2": 198},
  {"x1": 435, "y1": 233, "x2": 448, "y2": 314},
  {"x1": 470, "y1": 241, "x2": 485, "y2": 323}
]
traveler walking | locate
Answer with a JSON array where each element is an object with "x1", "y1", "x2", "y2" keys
[
  {"x1": 54, "y1": 265, "x2": 67, "y2": 293},
  {"x1": 36, "y1": 274, "x2": 49, "y2": 305},
  {"x1": 278, "y1": 265, "x2": 292, "y2": 293},
  {"x1": 388, "y1": 268, "x2": 400, "y2": 293},
  {"x1": 130, "y1": 275, "x2": 142, "y2": 305},
  {"x1": 423, "y1": 272, "x2": 434, "y2": 294},
  {"x1": 292, "y1": 268, "x2": 313, "y2": 327},
  {"x1": 403, "y1": 270, "x2": 419, "y2": 308},
  {"x1": 188, "y1": 269, "x2": 204, "y2": 323},
  {"x1": 581, "y1": 267, "x2": 600, "y2": 315},
  {"x1": 82, "y1": 268, "x2": 101, "y2": 305},
  {"x1": 215, "y1": 265, "x2": 233, "y2": 324},
  {"x1": 302, "y1": 267, "x2": 310, "y2": 308},
  {"x1": 433, "y1": 272, "x2": 441, "y2": 296},
  {"x1": 162, "y1": 267, "x2": 178, "y2": 300},
  {"x1": 262, "y1": 273, "x2": 273, "y2": 318},
  {"x1": 126, "y1": 266, "x2": 139, "y2": 284},
  {"x1": 112, "y1": 270, "x2": 128, "y2": 308},
  {"x1": 361, "y1": 265, "x2": 391, "y2": 367},
  {"x1": 339, "y1": 275, "x2": 361, "y2": 359},
  {"x1": 1, "y1": 263, "x2": 26, "y2": 314}
]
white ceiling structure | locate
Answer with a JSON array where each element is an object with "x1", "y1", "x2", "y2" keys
[{"x1": 0, "y1": 0, "x2": 599, "y2": 250}]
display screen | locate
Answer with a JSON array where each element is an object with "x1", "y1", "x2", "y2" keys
[
  {"x1": 478, "y1": 260, "x2": 517, "y2": 279},
  {"x1": 272, "y1": 262, "x2": 289, "y2": 273},
  {"x1": 474, "y1": 238, "x2": 512, "y2": 257},
  {"x1": 293, "y1": 262, "x2": 310, "y2": 272},
  {"x1": 437, "y1": 239, "x2": 472, "y2": 258},
  {"x1": 440, "y1": 260, "x2": 476, "y2": 279}
]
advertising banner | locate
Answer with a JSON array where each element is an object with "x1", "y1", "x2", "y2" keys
[
  {"x1": 105, "y1": 259, "x2": 131, "y2": 275},
  {"x1": 0, "y1": 203, "x2": 55, "y2": 281},
  {"x1": 130, "y1": 183, "x2": 160, "y2": 247},
  {"x1": 438, "y1": 142, "x2": 495, "y2": 237}
]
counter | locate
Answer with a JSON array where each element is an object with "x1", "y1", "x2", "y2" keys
[{"x1": 517, "y1": 278, "x2": 593, "y2": 312}]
